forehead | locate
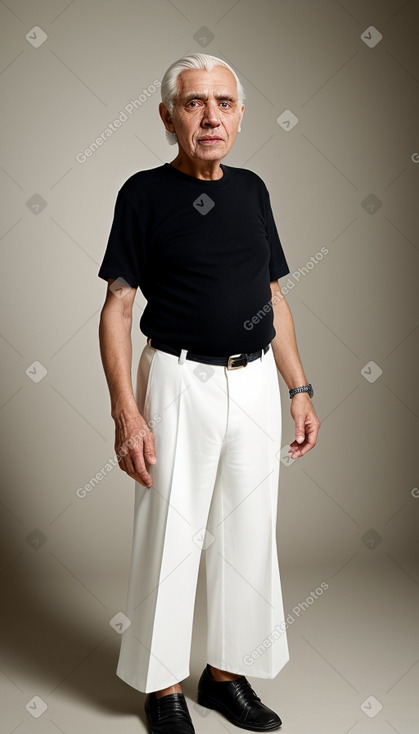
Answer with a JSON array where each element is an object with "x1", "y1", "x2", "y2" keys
[{"x1": 176, "y1": 66, "x2": 238, "y2": 98}]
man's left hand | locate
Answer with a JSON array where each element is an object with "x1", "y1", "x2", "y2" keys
[{"x1": 288, "y1": 394, "x2": 321, "y2": 459}]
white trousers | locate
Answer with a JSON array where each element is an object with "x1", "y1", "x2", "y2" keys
[{"x1": 116, "y1": 342, "x2": 289, "y2": 693}]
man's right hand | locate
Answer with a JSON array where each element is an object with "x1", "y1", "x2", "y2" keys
[
  {"x1": 114, "y1": 410, "x2": 157, "y2": 489},
  {"x1": 99, "y1": 278, "x2": 157, "y2": 489}
]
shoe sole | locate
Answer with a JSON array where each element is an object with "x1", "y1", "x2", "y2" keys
[{"x1": 197, "y1": 692, "x2": 282, "y2": 731}]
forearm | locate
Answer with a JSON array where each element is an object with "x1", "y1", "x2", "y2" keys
[
  {"x1": 270, "y1": 291, "x2": 308, "y2": 389},
  {"x1": 98, "y1": 306, "x2": 139, "y2": 420}
]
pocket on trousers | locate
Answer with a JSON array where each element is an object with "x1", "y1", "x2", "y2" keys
[
  {"x1": 141, "y1": 346, "x2": 158, "y2": 419},
  {"x1": 135, "y1": 344, "x2": 158, "y2": 416}
]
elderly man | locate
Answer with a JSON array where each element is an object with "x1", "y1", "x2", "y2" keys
[{"x1": 98, "y1": 53, "x2": 320, "y2": 734}]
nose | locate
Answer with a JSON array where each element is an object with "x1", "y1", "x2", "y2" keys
[{"x1": 201, "y1": 101, "x2": 221, "y2": 128}]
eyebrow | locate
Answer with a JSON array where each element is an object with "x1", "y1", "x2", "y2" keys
[{"x1": 181, "y1": 92, "x2": 236, "y2": 103}]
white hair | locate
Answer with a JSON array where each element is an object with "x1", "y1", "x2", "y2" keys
[{"x1": 160, "y1": 53, "x2": 246, "y2": 145}]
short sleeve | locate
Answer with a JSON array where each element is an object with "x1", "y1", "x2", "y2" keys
[
  {"x1": 97, "y1": 189, "x2": 147, "y2": 292},
  {"x1": 264, "y1": 187, "x2": 290, "y2": 281}
]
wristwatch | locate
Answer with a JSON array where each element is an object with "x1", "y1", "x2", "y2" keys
[{"x1": 289, "y1": 384, "x2": 314, "y2": 399}]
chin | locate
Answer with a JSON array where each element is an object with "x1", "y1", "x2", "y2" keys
[{"x1": 196, "y1": 147, "x2": 226, "y2": 159}]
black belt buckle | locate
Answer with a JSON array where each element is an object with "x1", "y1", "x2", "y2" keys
[{"x1": 227, "y1": 353, "x2": 248, "y2": 370}]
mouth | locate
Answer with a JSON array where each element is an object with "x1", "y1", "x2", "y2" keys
[{"x1": 198, "y1": 137, "x2": 224, "y2": 145}]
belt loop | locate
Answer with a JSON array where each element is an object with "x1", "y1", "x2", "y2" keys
[{"x1": 178, "y1": 348, "x2": 188, "y2": 365}]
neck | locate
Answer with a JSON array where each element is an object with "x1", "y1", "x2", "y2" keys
[{"x1": 169, "y1": 153, "x2": 224, "y2": 180}]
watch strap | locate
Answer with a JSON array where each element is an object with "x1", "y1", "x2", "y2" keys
[{"x1": 289, "y1": 384, "x2": 313, "y2": 399}]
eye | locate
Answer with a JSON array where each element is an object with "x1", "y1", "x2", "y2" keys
[
  {"x1": 187, "y1": 100, "x2": 200, "y2": 108},
  {"x1": 220, "y1": 101, "x2": 231, "y2": 108}
]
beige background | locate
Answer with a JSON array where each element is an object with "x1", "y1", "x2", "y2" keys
[{"x1": 1, "y1": 0, "x2": 418, "y2": 732}]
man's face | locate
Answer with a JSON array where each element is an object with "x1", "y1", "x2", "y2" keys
[{"x1": 160, "y1": 66, "x2": 244, "y2": 162}]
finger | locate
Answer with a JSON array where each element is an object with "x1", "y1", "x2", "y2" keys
[
  {"x1": 292, "y1": 430, "x2": 317, "y2": 457},
  {"x1": 117, "y1": 438, "x2": 154, "y2": 488},
  {"x1": 294, "y1": 442, "x2": 313, "y2": 457},
  {"x1": 143, "y1": 430, "x2": 157, "y2": 465},
  {"x1": 118, "y1": 454, "x2": 128, "y2": 474},
  {"x1": 130, "y1": 448, "x2": 154, "y2": 488},
  {"x1": 294, "y1": 420, "x2": 306, "y2": 444},
  {"x1": 120, "y1": 449, "x2": 137, "y2": 477},
  {"x1": 288, "y1": 444, "x2": 305, "y2": 458}
]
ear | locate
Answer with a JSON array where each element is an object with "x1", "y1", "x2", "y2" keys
[
  {"x1": 159, "y1": 102, "x2": 176, "y2": 133},
  {"x1": 237, "y1": 104, "x2": 245, "y2": 132}
]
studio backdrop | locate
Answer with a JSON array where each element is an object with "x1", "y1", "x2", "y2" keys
[{"x1": 0, "y1": 1, "x2": 418, "y2": 733}]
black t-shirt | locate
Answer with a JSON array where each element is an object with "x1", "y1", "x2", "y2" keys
[{"x1": 98, "y1": 162, "x2": 290, "y2": 355}]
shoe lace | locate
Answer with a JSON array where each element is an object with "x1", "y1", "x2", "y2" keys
[
  {"x1": 233, "y1": 678, "x2": 262, "y2": 709},
  {"x1": 158, "y1": 695, "x2": 192, "y2": 724}
]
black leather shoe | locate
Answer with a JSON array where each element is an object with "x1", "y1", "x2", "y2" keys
[
  {"x1": 144, "y1": 691, "x2": 195, "y2": 733},
  {"x1": 197, "y1": 664, "x2": 282, "y2": 731}
]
